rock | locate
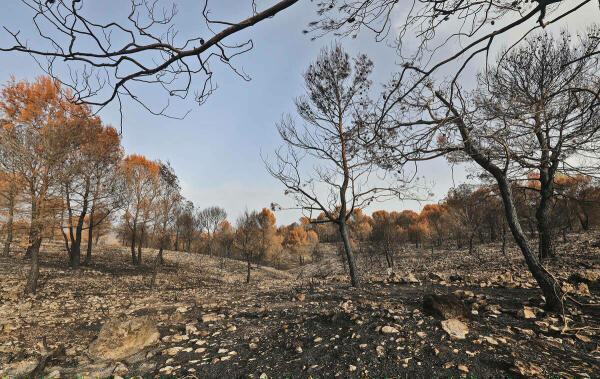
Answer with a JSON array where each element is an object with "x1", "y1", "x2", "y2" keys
[
  {"x1": 511, "y1": 360, "x2": 542, "y2": 377},
  {"x1": 458, "y1": 365, "x2": 469, "y2": 373},
  {"x1": 441, "y1": 319, "x2": 469, "y2": 340},
  {"x1": 171, "y1": 334, "x2": 188, "y2": 342},
  {"x1": 416, "y1": 331, "x2": 427, "y2": 338},
  {"x1": 576, "y1": 334, "x2": 591, "y2": 343},
  {"x1": 295, "y1": 346, "x2": 303, "y2": 353},
  {"x1": 163, "y1": 347, "x2": 183, "y2": 356},
  {"x1": 112, "y1": 362, "x2": 128, "y2": 376},
  {"x1": 296, "y1": 294, "x2": 306, "y2": 301},
  {"x1": 349, "y1": 365, "x2": 357, "y2": 372},
  {"x1": 194, "y1": 347, "x2": 206, "y2": 353},
  {"x1": 2, "y1": 359, "x2": 38, "y2": 376},
  {"x1": 202, "y1": 313, "x2": 219, "y2": 323},
  {"x1": 185, "y1": 323, "x2": 198, "y2": 335},
  {"x1": 518, "y1": 306, "x2": 536, "y2": 319},
  {"x1": 483, "y1": 336, "x2": 498, "y2": 345},
  {"x1": 381, "y1": 325, "x2": 399, "y2": 334},
  {"x1": 88, "y1": 316, "x2": 160, "y2": 360},
  {"x1": 314, "y1": 337, "x2": 323, "y2": 343},
  {"x1": 226, "y1": 325, "x2": 237, "y2": 332},
  {"x1": 159, "y1": 366, "x2": 174, "y2": 374},
  {"x1": 47, "y1": 369, "x2": 61, "y2": 378},
  {"x1": 576, "y1": 283, "x2": 590, "y2": 295},
  {"x1": 497, "y1": 271, "x2": 513, "y2": 283},
  {"x1": 390, "y1": 272, "x2": 420, "y2": 284},
  {"x1": 376, "y1": 345, "x2": 385, "y2": 357},
  {"x1": 423, "y1": 294, "x2": 470, "y2": 321},
  {"x1": 249, "y1": 343, "x2": 258, "y2": 350}
]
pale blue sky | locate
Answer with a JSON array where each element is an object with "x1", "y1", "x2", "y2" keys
[{"x1": 0, "y1": 1, "x2": 597, "y2": 225}]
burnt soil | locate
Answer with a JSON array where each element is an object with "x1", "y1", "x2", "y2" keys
[{"x1": 0, "y1": 234, "x2": 599, "y2": 378}]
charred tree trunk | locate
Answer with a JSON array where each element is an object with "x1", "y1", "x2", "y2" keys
[
  {"x1": 130, "y1": 222, "x2": 137, "y2": 265},
  {"x1": 150, "y1": 247, "x2": 163, "y2": 289},
  {"x1": 3, "y1": 194, "x2": 14, "y2": 256},
  {"x1": 536, "y1": 183, "x2": 555, "y2": 260},
  {"x1": 497, "y1": 178, "x2": 563, "y2": 310},
  {"x1": 137, "y1": 224, "x2": 144, "y2": 265},
  {"x1": 502, "y1": 222, "x2": 507, "y2": 256},
  {"x1": 85, "y1": 208, "x2": 94, "y2": 265},
  {"x1": 246, "y1": 253, "x2": 252, "y2": 283},
  {"x1": 339, "y1": 220, "x2": 359, "y2": 287},
  {"x1": 437, "y1": 91, "x2": 563, "y2": 310},
  {"x1": 384, "y1": 245, "x2": 393, "y2": 269},
  {"x1": 24, "y1": 222, "x2": 42, "y2": 295}
]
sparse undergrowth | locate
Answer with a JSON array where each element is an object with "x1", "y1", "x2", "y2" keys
[{"x1": 1, "y1": 235, "x2": 599, "y2": 378}]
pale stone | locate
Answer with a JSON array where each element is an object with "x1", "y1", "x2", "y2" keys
[
  {"x1": 88, "y1": 316, "x2": 160, "y2": 360},
  {"x1": 441, "y1": 319, "x2": 469, "y2": 340}
]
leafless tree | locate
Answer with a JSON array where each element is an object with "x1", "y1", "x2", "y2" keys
[
  {"x1": 266, "y1": 44, "x2": 413, "y2": 287},
  {"x1": 371, "y1": 30, "x2": 600, "y2": 310},
  {"x1": 309, "y1": 1, "x2": 600, "y2": 113},
  {"x1": 197, "y1": 206, "x2": 227, "y2": 256},
  {"x1": 235, "y1": 209, "x2": 260, "y2": 284},
  {"x1": 0, "y1": 0, "x2": 299, "y2": 120}
]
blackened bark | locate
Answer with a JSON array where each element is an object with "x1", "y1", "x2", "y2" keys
[
  {"x1": 84, "y1": 208, "x2": 94, "y2": 265},
  {"x1": 436, "y1": 91, "x2": 563, "y2": 311},
  {"x1": 339, "y1": 221, "x2": 359, "y2": 287},
  {"x1": 246, "y1": 253, "x2": 251, "y2": 283},
  {"x1": 130, "y1": 223, "x2": 137, "y2": 265},
  {"x1": 536, "y1": 182, "x2": 555, "y2": 260},
  {"x1": 497, "y1": 178, "x2": 563, "y2": 310},
  {"x1": 3, "y1": 195, "x2": 14, "y2": 256},
  {"x1": 24, "y1": 226, "x2": 42, "y2": 294},
  {"x1": 150, "y1": 247, "x2": 163, "y2": 289},
  {"x1": 137, "y1": 224, "x2": 144, "y2": 265}
]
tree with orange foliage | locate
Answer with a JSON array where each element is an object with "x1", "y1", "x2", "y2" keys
[
  {"x1": 347, "y1": 209, "x2": 372, "y2": 242},
  {"x1": 0, "y1": 167, "x2": 23, "y2": 256},
  {"x1": 283, "y1": 224, "x2": 318, "y2": 266},
  {"x1": 121, "y1": 154, "x2": 161, "y2": 265},
  {"x1": 256, "y1": 208, "x2": 283, "y2": 266},
  {"x1": 0, "y1": 76, "x2": 76, "y2": 294},
  {"x1": 419, "y1": 204, "x2": 447, "y2": 248},
  {"x1": 60, "y1": 110, "x2": 123, "y2": 268},
  {"x1": 214, "y1": 220, "x2": 235, "y2": 267}
]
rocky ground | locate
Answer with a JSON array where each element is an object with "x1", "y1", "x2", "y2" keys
[{"x1": 0, "y1": 235, "x2": 599, "y2": 378}]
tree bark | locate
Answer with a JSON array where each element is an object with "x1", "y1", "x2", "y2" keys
[
  {"x1": 339, "y1": 221, "x2": 359, "y2": 287},
  {"x1": 85, "y1": 208, "x2": 94, "y2": 265},
  {"x1": 536, "y1": 183, "x2": 555, "y2": 260},
  {"x1": 24, "y1": 224, "x2": 42, "y2": 294},
  {"x1": 150, "y1": 247, "x2": 163, "y2": 289},
  {"x1": 497, "y1": 178, "x2": 563, "y2": 310},
  {"x1": 246, "y1": 253, "x2": 251, "y2": 283},
  {"x1": 130, "y1": 222, "x2": 137, "y2": 265},
  {"x1": 137, "y1": 224, "x2": 144, "y2": 265},
  {"x1": 3, "y1": 194, "x2": 14, "y2": 256},
  {"x1": 384, "y1": 245, "x2": 393, "y2": 268}
]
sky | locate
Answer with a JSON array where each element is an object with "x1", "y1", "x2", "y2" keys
[{"x1": 0, "y1": 1, "x2": 598, "y2": 225}]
